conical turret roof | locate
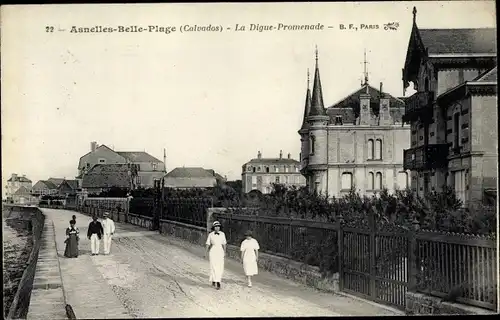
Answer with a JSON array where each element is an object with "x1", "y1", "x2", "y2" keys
[
  {"x1": 309, "y1": 47, "x2": 327, "y2": 117},
  {"x1": 300, "y1": 69, "x2": 312, "y2": 130}
]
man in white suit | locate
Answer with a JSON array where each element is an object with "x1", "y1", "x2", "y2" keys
[{"x1": 101, "y1": 212, "x2": 116, "y2": 255}]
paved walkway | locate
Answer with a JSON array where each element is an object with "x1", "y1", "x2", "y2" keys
[{"x1": 41, "y1": 208, "x2": 402, "y2": 318}]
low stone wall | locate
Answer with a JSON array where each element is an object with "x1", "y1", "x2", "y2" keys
[
  {"x1": 405, "y1": 292, "x2": 496, "y2": 315},
  {"x1": 128, "y1": 213, "x2": 153, "y2": 229},
  {"x1": 78, "y1": 206, "x2": 123, "y2": 223},
  {"x1": 160, "y1": 219, "x2": 207, "y2": 247},
  {"x1": 224, "y1": 244, "x2": 339, "y2": 293}
]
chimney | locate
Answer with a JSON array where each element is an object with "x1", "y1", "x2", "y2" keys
[
  {"x1": 287, "y1": 153, "x2": 291, "y2": 159},
  {"x1": 379, "y1": 82, "x2": 392, "y2": 125},
  {"x1": 279, "y1": 150, "x2": 283, "y2": 159},
  {"x1": 359, "y1": 91, "x2": 371, "y2": 125},
  {"x1": 22, "y1": 174, "x2": 26, "y2": 178},
  {"x1": 91, "y1": 141, "x2": 97, "y2": 152},
  {"x1": 12, "y1": 173, "x2": 18, "y2": 179},
  {"x1": 257, "y1": 151, "x2": 262, "y2": 159}
]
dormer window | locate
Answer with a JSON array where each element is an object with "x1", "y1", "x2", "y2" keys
[{"x1": 335, "y1": 116, "x2": 343, "y2": 125}]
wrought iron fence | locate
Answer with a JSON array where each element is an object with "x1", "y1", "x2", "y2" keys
[
  {"x1": 162, "y1": 197, "x2": 212, "y2": 228},
  {"x1": 129, "y1": 197, "x2": 155, "y2": 217},
  {"x1": 213, "y1": 210, "x2": 497, "y2": 312},
  {"x1": 213, "y1": 211, "x2": 339, "y2": 271},
  {"x1": 415, "y1": 231, "x2": 497, "y2": 310}
]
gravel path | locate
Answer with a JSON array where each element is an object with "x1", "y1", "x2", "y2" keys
[{"x1": 45, "y1": 209, "x2": 401, "y2": 318}]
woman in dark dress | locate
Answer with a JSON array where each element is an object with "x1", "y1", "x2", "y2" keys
[{"x1": 64, "y1": 220, "x2": 79, "y2": 258}]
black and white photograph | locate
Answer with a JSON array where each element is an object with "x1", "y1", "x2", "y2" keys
[{"x1": 1, "y1": 1, "x2": 498, "y2": 318}]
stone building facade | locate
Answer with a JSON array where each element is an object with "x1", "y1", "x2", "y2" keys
[
  {"x1": 401, "y1": 7, "x2": 497, "y2": 205},
  {"x1": 242, "y1": 151, "x2": 306, "y2": 194},
  {"x1": 299, "y1": 50, "x2": 411, "y2": 198}
]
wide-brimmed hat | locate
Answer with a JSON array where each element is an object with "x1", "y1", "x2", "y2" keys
[
  {"x1": 244, "y1": 230, "x2": 253, "y2": 237},
  {"x1": 103, "y1": 212, "x2": 109, "y2": 217},
  {"x1": 212, "y1": 221, "x2": 221, "y2": 227}
]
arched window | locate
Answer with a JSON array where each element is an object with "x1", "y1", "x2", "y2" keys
[
  {"x1": 375, "y1": 139, "x2": 383, "y2": 160},
  {"x1": 375, "y1": 172, "x2": 383, "y2": 190},
  {"x1": 367, "y1": 139, "x2": 374, "y2": 159},
  {"x1": 266, "y1": 167, "x2": 270, "y2": 173},
  {"x1": 368, "y1": 172, "x2": 374, "y2": 190},
  {"x1": 397, "y1": 171, "x2": 408, "y2": 189},
  {"x1": 310, "y1": 135, "x2": 316, "y2": 155},
  {"x1": 253, "y1": 167, "x2": 256, "y2": 173},
  {"x1": 341, "y1": 172, "x2": 353, "y2": 190}
]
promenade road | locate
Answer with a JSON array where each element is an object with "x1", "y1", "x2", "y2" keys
[{"x1": 41, "y1": 208, "x2": 402, "y2": 318}]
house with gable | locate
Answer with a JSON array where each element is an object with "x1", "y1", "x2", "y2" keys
[
  {"x1": 57, "y1": 179, "x2": 80, "y2": 196},
  {"x1": 47, "y1": 178, "x2": 65, "y2": 188},
  {"x1": 5, "y1": 173, "x2": 32, "y2": 201},
  {"x1": 77, "y1": 141, "x2": 166, "y2": 189},
  {"x1": 81, "y1": 164, "x2": 136, "y2": 194},
  {"x1": 299, "y1": 49, "x2": 411, "y2": 198},
  {"x1": 401, "y1": 7, "x2": 497, "y2": 205},
  {"x1": 163, "y1": 167, "x2": 221, "y2": 189},
  {"x1": 31, "y1": 180, "x2": 59, "y2": 196},
  {"x1": 12, "y1": 186, "x2": 37, "y2": 204}
]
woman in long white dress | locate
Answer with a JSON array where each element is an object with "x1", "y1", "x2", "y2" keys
[
  {"x1": 205, "y1": 221, "x2": 227, "y2": 290},
  {"x1": 240, "y1": 230, "x2": 260, "y2": 287}
]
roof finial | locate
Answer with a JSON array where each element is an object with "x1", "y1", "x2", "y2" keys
[
  {"x1": 363, "y1": 49, "x2": 369, "y2": 86},
  {"x1": 413, "y1": 6, "x2": 417, "y2": 23},
  {"x1": 307, "y1": 68, "x2": 310, "y2": 88}
]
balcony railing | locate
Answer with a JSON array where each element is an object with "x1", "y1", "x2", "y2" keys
[
  {"x1": 403, "y1": 143, "x2": 449, "y2": 171},
  {"x1": 403, "y1": 91, "x2": 435, "y2": 122}
]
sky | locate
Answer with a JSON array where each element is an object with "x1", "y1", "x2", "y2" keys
[{"x1": 1, "y1": 1, "x2": 496, "y2": 192}]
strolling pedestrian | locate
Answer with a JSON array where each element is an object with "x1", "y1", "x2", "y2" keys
[
  {"x1": 101, "y1": 212, "x2": 116, "y2": 255},
  {"x1": 240, "y1": 230, "x2": 260, "y2": 287},
  {"x1": 205, "y1": 221, "x2": 227, "y2": 290},
  {"x1": 87, "y1": 215, "x2": 103, "y2": 256},
  {"x1": 64, "y1": 220, "x2": 79, "y2": 258}
]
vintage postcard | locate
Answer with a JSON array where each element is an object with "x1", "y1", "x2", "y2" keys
[{"x1": 1, "y1": 1, "x2": 498, "y2": 318}]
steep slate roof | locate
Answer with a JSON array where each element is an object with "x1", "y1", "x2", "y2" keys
[
  {"x1": 32, "y1": 180, "x2": 58, "y2": 190},
  {"x1": 309, "y1": 54, "x2": 327, "y2": 117},
  {"x1": 7, "y1": 175, "x2": 32, "y2": 183},
  {"x1": 475, "y1": 66, "x2": 497, "y2": 82},
  {"x1": 164, "y1": 167, "x2": 217, "y2": 188},
  {"x1": 419, "y1": 28, "x2": 497, "y2": 55},
  {"x1": 116, "y1": 152, "x2": 163, "y2": 163},
  {"x1": 165, "y1": 167, "x2": 214, "y2": 178},
  {"x1": 59, "y1": 179, "x2": 79, "y2": 190},
  {"x1": 82, "y1": 164, "x2": 131, "y2": 189},
  {"x1": 246, "y1": 158, "x2": 300, "y2": 165},
  {"x1": 205, "y1": 169, "x2": 226, "y2": 182},
  {"x1": 300, "y1": 73, "x2": 312, "y2": 130},
  {"x1": 326, "y1": 84, "x2": 406, "y2": 123},
  {"x1": 13, "y1": 186, "x2": 31, "y2": 195},
  {"x1": 48, "y1": 178, "x2": 65, "y2": 186}
]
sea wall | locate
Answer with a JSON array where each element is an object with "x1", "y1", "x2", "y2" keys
[{"x1": 3, "y1": 205, "x2": 47, "y2": 319}]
